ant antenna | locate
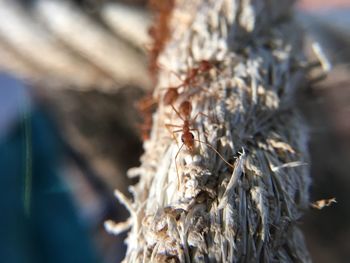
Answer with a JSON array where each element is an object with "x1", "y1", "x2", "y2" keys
[{"x1": 194, "y1": 139, "x2": 235, "y2": 169}]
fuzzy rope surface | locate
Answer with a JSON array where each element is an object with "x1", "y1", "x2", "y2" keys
[{"x1": 107, "y1": 0, "x2": 313, "y2": 262}]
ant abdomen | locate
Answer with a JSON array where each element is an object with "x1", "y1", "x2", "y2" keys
[{"x1": 163, "y1": 88, "x2": 179, "y2": 105}]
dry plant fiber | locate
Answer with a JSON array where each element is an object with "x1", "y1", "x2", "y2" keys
[{"x1": 106, "y1": 0, "x2": 314, "y2": 262}]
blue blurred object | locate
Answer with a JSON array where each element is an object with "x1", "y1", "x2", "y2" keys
[{"x1": 0, "y1": 74, "x2": 100, "y2": 263}]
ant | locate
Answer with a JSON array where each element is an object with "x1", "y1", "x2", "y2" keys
[
  {"x1": 135, "y1": 60, "x2": 214, "y2": 140},
  {"x1": 162, "y1": 60, "x2": 216, "y2": 107},
  {"x1": 174, "y1": 60, "x2": 213, "y2": 88},
  {"x1": 138, "y1": 114, "x2": 153, "y2": 141},
  {"x1": 148, "y1": 0, "x2": 175, "y2": 80},
  {"x1": 135, "y1": 93, "x2": 158, "y2": 141},
  {"x1": 165, "y1": 100, "x2": 234, "y2": 187}
]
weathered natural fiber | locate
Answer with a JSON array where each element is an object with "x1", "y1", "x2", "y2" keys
[{"x1": 106, "y1": 0, "x2": 313, "y2": 262}]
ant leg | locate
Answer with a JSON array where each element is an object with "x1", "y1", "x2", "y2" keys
[
  {"x1": 170, "y1": 104, "x2": 186, "y2": 121},
  {"x1": 154, "y1": 62, "x2": 169, "y2": 72},
  {"x1": 165, "y1": 124, "x2": 182, "y2": 128},
  {"x1": 158, "y1": 63, "x2": 196, "y2": 86},
  {"x1": 175, "y1": 143, "x2": 185, "y2": 189},
  {"x1": 168, "y1": 70, "x2": 184, "y2": 83},
  {"x1": 159, "y1": 86, "x2": 178, "y2": 91},
  {"x1": 194, "y1": 138, "x2": 234, "y2": 169},
  {"x1": 191, "y1": 112, "x2": 214, "y2": 132},
  {"x1": 171, "y1": 129, "x2": 183, "y2": 144},
  {"x1": 165, "y1": 124, "x2": 182, "y2": 144},
  {"x1": 192, "y1": 111, "x2": 212, "y2": 122},
  {"x1": 159, "y1": 66, "x2": 182, "y2": 88},
  {"x1": 190, "y1": 85, "x2": 221, "y2": 101}
]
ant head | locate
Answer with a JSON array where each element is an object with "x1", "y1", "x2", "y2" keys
[
  {"x1": 198, "y1": 60, "x2": 213, "y2": 72},
  {"x1": 148, "y1": 26, "x2": 157, "y2": 38},
  {"x1": 181, "y1": 132, "x2": 195, "y2": 153},
  {"x1": 188, "y1": 67, "x2": 199, "y2": 76},
  {"x1": 163, "y1": 88, "x2": 178, "y2": 105}
]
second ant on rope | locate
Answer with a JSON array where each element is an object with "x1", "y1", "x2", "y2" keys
[{"x1": 162, "y1": 60, "x2": 216, "y2": 107}]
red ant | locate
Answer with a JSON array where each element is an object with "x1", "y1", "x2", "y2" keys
[
  {"x1": 138, "y1": 114, "x2": 153, "y2": 141},
  {"x1": 148, "y1": 0, "x2": 175, "y2": 81},
  {"x1": 174, "y1": 60, "x2": 213, "y2": 87},
  {"x1": 135, "y1": 93, "x2": 158, "y2": 141},
  {"x1": 135, "y1": 60, "x2": 214, "y2": 140},
  {"x1": 162, "y1": 60, "x2": 216, "y2": 106},
  {"x1": 165, "y1": 100, "x2": 234, "y2": 187}
]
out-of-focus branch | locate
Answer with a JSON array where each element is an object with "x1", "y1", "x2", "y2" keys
[
  {"x1": 0, "y1": 0, "x2": 152, "y2": 91},
  {"x1": 0, "y1": 40, "x2": 43, "y2": 82},
  {"x1": 35, "y1": 0, "x2": 150, "y2": 88},
  {"x1": 0, "y1": 1, "x2": 105, "y2": 88},
  {"x1": 101, "y1": 2, "x2": 151, "y2": 51}
]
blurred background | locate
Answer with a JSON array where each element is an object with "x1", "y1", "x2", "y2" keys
[{"x1": 0, "y1": 0, "x2": 348, "y2": 262}]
